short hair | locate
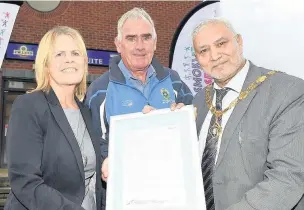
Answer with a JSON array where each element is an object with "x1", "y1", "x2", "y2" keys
[
  {"x1": 192, "y1": 18, "x2": 237, "y2": 41},
  {"x1": 116, "y1": 7, "x2": 157, "y2": 41},
  {"x1": 31, "y1": 26, "x2": 88, "y2": 101}
]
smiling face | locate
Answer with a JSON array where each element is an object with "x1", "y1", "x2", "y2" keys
[
  {"x1": 115, "y1": 17, "x2": 157, "y2": 73},
  {"x1": 47, "y1": 34, "x2": 86, "y2": 89},
  {"x1": 193, "y1": 21, "x2": 245, "y2": 86}
]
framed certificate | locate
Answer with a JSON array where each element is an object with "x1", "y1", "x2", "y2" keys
[{"x1": 106, "y1": 105, "x2": 206, "y2": 210}]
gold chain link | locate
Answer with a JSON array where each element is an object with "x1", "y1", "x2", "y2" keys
[{"x1": 205, "y1": 70, "x2": 278, "y2": 137}]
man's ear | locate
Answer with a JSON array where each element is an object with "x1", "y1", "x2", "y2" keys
[
  {"x1": 236, "y1": 34, "x2": 243, "y2": 48},
  {"x1": 114, "y1": 37, "x2": 121, "y2": 53},
  {"x1": 154, "y1": 36, "x2": 157, "y2": 51}
]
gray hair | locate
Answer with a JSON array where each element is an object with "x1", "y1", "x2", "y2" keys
[
  {"x1": 116, "y1": 7, "x2": 157, "y2": 41},
  {"x1": 192, "y1": 18, "x2": 237, "y2": 41}
]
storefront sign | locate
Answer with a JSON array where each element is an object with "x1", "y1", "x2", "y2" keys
[{"x1": 5, "y1": 42, "x2": 118, "y2": 66}]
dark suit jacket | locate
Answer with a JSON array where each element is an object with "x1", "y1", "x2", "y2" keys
[
  {"x1": 4, "y1": 89, "x2": 102, "y2": 210},
  {"x1": 193, "y1": 62, "x2": 304, "y2": 210}
]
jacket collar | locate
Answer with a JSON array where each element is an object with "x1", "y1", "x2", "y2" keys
[
  {"x1": 44, "y1": 88, "x2": 83, "y2": 108},
  {"x1": 109, "y1": 55, "x2": 169, "y2": 83}
]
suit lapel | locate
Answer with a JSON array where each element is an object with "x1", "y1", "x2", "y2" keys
[
  {"x1": 195, "y1": 89, "x2": 214, "y2": 136},
  {"x1": 78, "y1": 101, "x2": 101, "y2": 169},
  {"x1": 215, "y1": 63, "x2": 262, "y2": 169},
  {"x1": 45, "y1": 89, "x2": 85, "y2": 180}
]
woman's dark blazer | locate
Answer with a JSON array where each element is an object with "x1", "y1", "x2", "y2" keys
[{"x1": 4, "y1": 89, "x2": 102, "y2": 210}]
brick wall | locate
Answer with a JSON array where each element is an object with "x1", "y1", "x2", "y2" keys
[{"x1": 2, "y1": 1, "x2": 200, "y2": 75}]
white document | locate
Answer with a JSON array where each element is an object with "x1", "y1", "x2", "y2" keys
[
  {"x1": 107, "y1": 105, "x2": 206, "y2": 210},
  {"x1": 123, "y1": 126, "x2": 186, "y2": 208}
]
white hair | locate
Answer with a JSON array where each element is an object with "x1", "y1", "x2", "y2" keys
[
  {"x1": 192, "y1": 18, "x2": 237, "y2": 41},
  {"x1": 116, "y1": 7, "x2": 157, "y2": 41}
]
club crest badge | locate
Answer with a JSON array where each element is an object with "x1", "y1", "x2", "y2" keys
[{"x1": 160, "y1": 88, "x2": 171, "y2": 103}]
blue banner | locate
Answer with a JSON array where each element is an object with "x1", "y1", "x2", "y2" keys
[{"x1": 5, "y1": 42, "x2": 118, "y2": 66}]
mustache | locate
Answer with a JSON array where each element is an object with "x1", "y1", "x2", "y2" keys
[{"x1": 212, "y1": 60, "x2": 227, "y2": 68}]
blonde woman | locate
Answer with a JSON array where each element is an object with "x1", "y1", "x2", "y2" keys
[{"x1": 4, "y1": 26, "x2": 101, "y2": 210}]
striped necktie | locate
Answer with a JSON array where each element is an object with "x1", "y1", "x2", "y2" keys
[{"x1": 202, "y1": 88, "x2": 229, "y2": 210}]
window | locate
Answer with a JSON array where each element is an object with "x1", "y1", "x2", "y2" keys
[
  {"x1": 0, "y1": 79, "x2": 36, "y2": 167},
  {"x1": 1, "y1": 92, "x2": 20, "y2": 166}
]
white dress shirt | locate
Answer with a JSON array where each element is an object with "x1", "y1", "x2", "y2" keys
[{"x1": 199, "y1": 60, "x2": 250, "y2": 163}]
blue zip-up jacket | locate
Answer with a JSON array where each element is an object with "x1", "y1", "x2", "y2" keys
[{"x1": 85, "y1": 55, "x2": 193, "y2": 161}]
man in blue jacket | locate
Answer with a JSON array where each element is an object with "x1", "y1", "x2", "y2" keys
[{"x1": 85, "y1": 7, "x2": 193, "y2": 209}]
